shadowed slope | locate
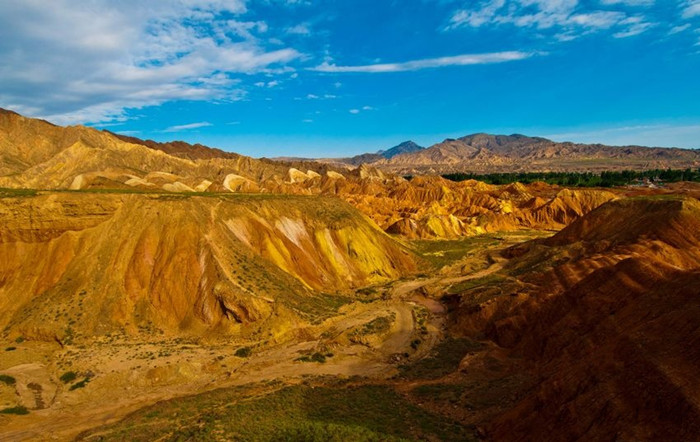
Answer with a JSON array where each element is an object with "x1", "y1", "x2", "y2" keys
[{"x1": 450, "y1": 196, "x2": 700, "y2": 440}]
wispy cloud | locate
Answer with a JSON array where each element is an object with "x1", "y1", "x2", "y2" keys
[
  {"x1": 286, "y1": 23, "x2": 311, "y2": 35},
  {"x1": 311, "y1": 51, "x2": 536, "y2": 73},
  {"x1": 163, "y1": 122, "x2": 213, "y2": 132},
  {"x1": 349, "y1": 106, "x2": 374, "y2": 114},
  {"x1": 600, "y1": 0, "x2": 654, "y2": 6},
  {"x1": 669, "y1": 24, "x2": 691, "y2": 35},
  {"x1": 446, "y1": 0, "x2": 656, "y2": 40}
]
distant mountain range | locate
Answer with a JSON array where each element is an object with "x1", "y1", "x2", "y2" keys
[
  {"x1": 324, "y1": 133, "x2": 700, "y2": 174},
  {"x1": 2, "y1": 106, "x2": 698, "y2": 177},
  {"x1": 340, "y1": 140, "x2": 425, "y2": 166}
]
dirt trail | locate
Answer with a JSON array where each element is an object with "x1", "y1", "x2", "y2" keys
[{"x1": 389, "y1": 258, "x2": 505, "y2": 300}]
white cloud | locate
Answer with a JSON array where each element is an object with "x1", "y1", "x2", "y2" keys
[
  {"x1": 287, "y1": 23, "x2": 311, "y2": 35},
  {"x1": 0, "y1": 0, "x2": 301, "y2": 124},
  {"x1": 305, "y1": 93, "x2": 336, "y2": 99},
  {"x1": 600, "y1": 0, "x2": 654, "y2": 5},
  {"x1": 613, "y1": 16, "x2": 655, "y2": 37},
  {"x1": 447, "y1": 0, "x2": 655, "y2": 40},
  {"x1": 683, "y1": 1, "x2": 700, "y2": 19},
  {"x1": 302, "y1": 119, "x2": 314, "y2": 123},
  {"x1": 349, "y1": 106, "x2": 373, "y2": 114},
  {"x1": 669, "y1": 24, "x2": 691, "y2": 34},
  {"x1": 311, "y1": 51, "x2": 536, "y2": 73},
  {"x1": 163, "y1": 121, "x2": 213, "y2": 132}
]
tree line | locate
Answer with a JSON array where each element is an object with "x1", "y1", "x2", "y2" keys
[{"x1": 441, "y1": 169, "x2": 700, "y2": 187}]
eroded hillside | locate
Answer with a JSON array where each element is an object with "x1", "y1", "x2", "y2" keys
[
  {"x1": 0, "y1": 192, "x2": 416, "y2": 344},
  {"x1": 0, "y1": 109, "x2": 635, "y2": 242},
  {"x1": 449, "y1": 196, "x2": 700, "y2": 441}
]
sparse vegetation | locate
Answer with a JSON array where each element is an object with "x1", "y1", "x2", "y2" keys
[
  {"x1": 69, "y1": 378, "x2": 90, "y2": 391},
  {"x1": 399, "y1": 337, "x2": 485, "y2": 380},
  {"x1": 234, "y1": 346, "x2": 252, "y2": 358},
  {"x1": 0, "y1": 406, "x2": 29, "y2": 415},
  {"x1": 352, "y1": 315, "x2": 394, "y2": 339},
  {"x1": 78, "y1": 382, "x2": 473, "y2": 441},
  {"x1": 412, "y1": 236, "x2": 502, "y2": 269},
  {"x1": 0, "y1": 374, "x2": 16, "y2": 386},
  {"x1": 60, "y1": 371, "x2": 78, "y2": 384},
  {"x1": 0, "y1": 188, "x2": 38, "y2": 198},
  {"x1": 447, "y1": 274, "x2": 506, "y2": 294},
  {"x1": 296, "y1": 352, "x2": 332, "y2": 363}
]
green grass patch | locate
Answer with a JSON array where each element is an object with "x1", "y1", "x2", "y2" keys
[
  {"x1": 447, "y1": 274, "x2": 506, "y2": 295},
  {"x1": 398, "y1": 337, "x2": 486, "y2": 380},
  {"x1": 292, "y1": 293, "x2": 354, "y2": 324},
  {"x1": 0, "y1": 188, "x2": 38, "y2": 198},
  {"x1": 0, "y1": 406, "x2": 29, "y2": 415},
  {"x1": 78, "y1": 383, "x2": 473, "y2": 441},
  {"x1": 411, "y1": 235, "x2": 502, "y2": 270},
  {"x1": 355, "y1": 315, "x2": 394, "y2": 337},
  {"x1": 412, "y1": 383, "x2": 470, "y2": 405}
]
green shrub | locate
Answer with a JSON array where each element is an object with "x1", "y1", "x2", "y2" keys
[
  {"x1": 0, "y1": 406, "x2": 29, "y2": 415},
  {"x1": 5, "y1": 347, "x2": 16, "y2": 351},
  {"x1": 295, "y1": 352, "x2": 330, "y2": 363},
  {"x1": 311, "y1": 352, "x2": 327, "y2": 363},
  {"x1": 234, "y1": 347, "x2": 252, "y2": 358},
  {"x1": 59, "y1": 371, "x2": 77, "y2": 384},
  {"x1": 14, "y1": 337, "x2": 24, "y2": 344},
  {"x1": 0, "y1": 374, "x2": 16, "y2": 386},
  {"x1": 69, "y1": 379, "x2": 89, "y2": 391}
]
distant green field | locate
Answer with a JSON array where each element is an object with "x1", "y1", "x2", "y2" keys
[{"x1": 443, "y1": 168, "x2": 700, "y2": 187}]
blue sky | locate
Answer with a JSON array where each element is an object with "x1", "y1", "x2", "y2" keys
[{"x1": 1, "y1": 0, "x2": 699, "y2": 157}]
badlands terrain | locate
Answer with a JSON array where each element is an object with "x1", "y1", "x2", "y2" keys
[{"x1": 1, "y1": 108, "x2": 700, "y2": 440}]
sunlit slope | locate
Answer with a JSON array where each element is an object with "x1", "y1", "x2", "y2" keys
[
  {"x1": 339, "y1": 176, "x2": 618, "y2": 239},
  {"x1": 0, "y1": 192, "x2": 416, "y2": 342},
  {"x1": 0, "y1": 108, "x2": 291, "y2": 191}
]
